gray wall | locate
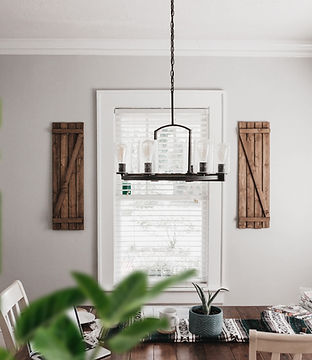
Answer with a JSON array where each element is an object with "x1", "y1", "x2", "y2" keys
[{"x1": 0, "y1": 55, "x2": 311, "y2": 304}]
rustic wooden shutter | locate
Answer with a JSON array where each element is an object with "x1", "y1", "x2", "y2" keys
[
  {"x1": 52, "y1": 122, "x2": 84, "y2": 230},
  {"x1": 238, "y1": 122, "x2": 270, "y2": 229}
]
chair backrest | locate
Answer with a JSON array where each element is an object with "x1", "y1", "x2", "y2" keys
[
  {"x1": 249, "y1": 330, "x2": 312, "y2": 360},
  {"x1": 0, "y1": 280, "x2": 29, "y2": 352}
]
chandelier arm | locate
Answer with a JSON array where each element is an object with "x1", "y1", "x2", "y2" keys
[{"x1": 154, "y1": 123, "x2": 192, "y2": 174}]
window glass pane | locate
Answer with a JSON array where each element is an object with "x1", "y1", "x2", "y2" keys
[{"x1": 114, "y1": 108, "x2": 209, "y2": 284}]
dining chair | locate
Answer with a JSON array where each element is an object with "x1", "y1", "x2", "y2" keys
[
  {"x1": 249, "y1": 329, "x2": 312, "y2": 360},
  {"x1": 0, "y1": 280, "x2": 29, "y2": 352}
]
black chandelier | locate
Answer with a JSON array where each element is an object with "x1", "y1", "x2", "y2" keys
[{"x1": 117, "y1": 0, "x2": 229, "y2": 182}]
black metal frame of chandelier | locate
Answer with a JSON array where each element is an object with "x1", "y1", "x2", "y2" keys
[{"x1": 118, "y1": 172, "x2": 225, "y2": 182}]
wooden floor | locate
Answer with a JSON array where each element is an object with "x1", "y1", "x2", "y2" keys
[{"x1": 16, "y1": 306, "x2": 312, "y2": 360}]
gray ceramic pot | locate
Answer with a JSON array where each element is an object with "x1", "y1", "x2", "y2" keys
[{"x1": 189, "y1": 305, "x2": 223, "y2": 337}]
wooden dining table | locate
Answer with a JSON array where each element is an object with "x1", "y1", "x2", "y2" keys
[{"x1": 15, "y1": 306, "x2": 312, "y2": 360}]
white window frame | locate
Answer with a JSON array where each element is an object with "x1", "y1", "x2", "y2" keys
[{"x1": 97, "y1": 90, "x2": 226, "y2": 304}]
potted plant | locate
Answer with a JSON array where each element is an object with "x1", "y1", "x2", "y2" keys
[{"x1": 189, "y1": 283, "x2": 229, "y2": 337}]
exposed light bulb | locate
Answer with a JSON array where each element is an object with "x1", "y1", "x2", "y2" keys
[
  {"x1": 216, "y1": 143, "x2": 229, "y2": 173},
  {"x1": 117, "y1": 143, "x2": 127, "y2": 173},
  {"x1": 197, "y1": 140, "x2": 210, "y2": 173},
  {"x1": 142, "y1": 139, "x2": 155, "y2": 173}
]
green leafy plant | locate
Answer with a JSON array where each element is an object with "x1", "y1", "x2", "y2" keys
[
  {"x1": 192, "y1": 283, "x2": 229, "y2": 315},
  {"x1": 0, "y1": 348, "x2": 14, "y2": 360},
  {"x1": 10, "y1": 269, "x2": 195, "y2": 360}
]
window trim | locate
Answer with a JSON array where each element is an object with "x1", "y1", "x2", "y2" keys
[{"x1": 97, "y1": 90, "x2": 226, "y2": 304}]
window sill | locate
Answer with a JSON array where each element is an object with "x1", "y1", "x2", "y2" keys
[{"x1": 147, "y1": 290, "x2": 226, "y2": 305}]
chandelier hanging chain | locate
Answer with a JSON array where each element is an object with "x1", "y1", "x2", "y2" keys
[
  {"x1": 116, "y1": 0, "x2": 227, "y2": 182},
  {"x1": 170, "y1": 0, "x2": 175, "y2": 125}
]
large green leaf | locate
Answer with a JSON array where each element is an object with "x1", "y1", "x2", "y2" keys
[
  {"x1": 15, "y1": 287, "x2": 85, "y2": 343},
  {"x1": 0, "y1": 348, "x2": 14, "y2": 360},
  {"x1": 72, "y1": 272, "x2": 111, "y2": 319},
  {"x1": 108, "y1": 272, "x2": 147, "y2": 325},
  {"x1": 192, "y1": 283, "x2": 208, "y2": 314},
  {"x1": 208, "y1": 288, "x2": 229, "y2": 308},
  {"x1": 32, "y1": 315, "x2": 85, "y2": 360},
  {"x1": 107, "y1": 317, "x2": 168, "y2": 353},
  {"x1": 115, "y1": 306, "x2": 142, "y2": 326}
]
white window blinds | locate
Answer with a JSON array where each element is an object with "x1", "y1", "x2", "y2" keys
[{"x1": 114, "y1": 108, "x2": 210, "y2": 284}]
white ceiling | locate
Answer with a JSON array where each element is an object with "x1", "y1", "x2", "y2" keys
[
  {"x1": 0, "y1": 0, "x2": 312, "y2": 41},
  {"x1": 0, "y1": 0, "x2": 312, "y2": 56}
]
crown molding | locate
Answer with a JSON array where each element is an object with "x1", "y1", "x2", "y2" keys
[{"x1": 0, "y1": 39, "x2": 312, "y2": 57}]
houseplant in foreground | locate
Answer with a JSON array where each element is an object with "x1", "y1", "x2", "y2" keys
[
  {"x1": 0, "y1": 269, "x2": 195, "y2": 360},
  {"x1": 189, "y1": 283, "x2": 229, "y2": 337}
]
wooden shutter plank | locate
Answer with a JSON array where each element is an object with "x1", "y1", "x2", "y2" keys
[
  {"x1": 52, "y1": 122, "x2": 84, "y2": 230},
  {"x1": 238, "y1": 122, "x2": 247, "y2": 228},
  {"x1": 254, "y1": 122, "x2": 263, "y2": 229},
  {"x1": 238, "y1": 121, "x2": 270, "y2": 229},
  {"x1": 246, "y1": 122, "x2": 255, "y2": 228},
  {"x1": 76, "y1": 148, "x2": 81, "y2": 229},
  {"x1": 239, "y1": 129, "x2": 270, "y2": 134},
  {"x1": 53, "y1": 123, "x2": 61, "y2": 230},
  {"x1": 240, "y1": 217, "x2": 270, "y2": 222},
  {"x1": 52, "y1": 125, "x2": 58, "y2": 230},
  {"x1": 263, "y1": 122, "x2": 270, "y2": 228},
  {"x1": 52, "y1": 129, "x2": 83, "y2": 134},
  {"x1": 53, "y1": 218, "x2": 83, "y2": 224},
  {"x1": 60, "y1": 123, "x2": 68, "y2": 230},
  {"x1": 76, "y1": 123, "x2": 84, "y2": 230},
  {"x1": 68, "y1": 123, "x2": 77, "y2": 230}
]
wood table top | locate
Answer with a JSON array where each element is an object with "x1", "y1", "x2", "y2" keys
[{"x1": 15, "y1": 306, "x2": 312, "y2": 360}]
